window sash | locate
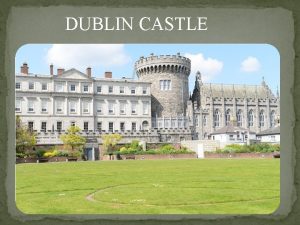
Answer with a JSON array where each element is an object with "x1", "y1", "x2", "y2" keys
[
  {"x1": 29, "y1": 82, "x2": 34, "y2": 90},
  {"x1": 41, "y1": 101, "x2": 47, "y2": 112},
  {"x1": 82, "y1": 102, "x2": 89, "y2": 113},
  {"x1": 42, "y1": 83, "x2": 47, "y2": 90},
  {"x1": 83, "y1": 85, "x2": 89, "y2": 92},
  {"x1": 41, "y1": 122, "x2": 47, "y2": 132},
  {"x1": 70, "y1": 84, "x2": 76, "y2": 91},
  {"x1": 15, "y1": 100, "x2": 21, "y2": 112},
  {"x1": 28, "y1": 101, "x2": 34, "y2": 112},
  {"x1": 16, "y1": 82, "x2": 21, "y2": 89}
]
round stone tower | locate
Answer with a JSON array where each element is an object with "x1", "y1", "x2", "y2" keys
[{"x1": 135, "y1": 53, "x2": 191, "y2": 118}]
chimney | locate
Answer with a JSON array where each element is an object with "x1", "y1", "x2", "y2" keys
[
  {"x1": 57, "y1": 68, "x2": 65, "y2": 76},
  {"x1": 20, "y1": 63, "x2": 29, "y2": 75},
  {"x1": 86, "y1": 67, "x2": 91, "y2": 77},
  {"x1": 104, "y1": 71, "x2": 112, "y2": 78},
  {"x1": 50, "y1": 64, "x2": 54, "y2": 75}
]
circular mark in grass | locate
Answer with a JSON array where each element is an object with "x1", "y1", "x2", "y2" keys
[{"x1": 86, "y1": 182, "x2": 279, "y2": 207}]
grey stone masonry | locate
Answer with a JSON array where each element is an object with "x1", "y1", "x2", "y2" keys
[{"x1": 135, "y1": 53, "x2": 191, "y2": 118}]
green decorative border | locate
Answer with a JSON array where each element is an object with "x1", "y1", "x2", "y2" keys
[{"x1": 1, "y1": 0, "x2": 299, "y2": 224}]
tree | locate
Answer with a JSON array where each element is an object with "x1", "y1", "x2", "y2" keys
[
  {"x1": 60, "y1": 126, "x2": 86, "y2": 157},
  {"x1": 102, "y1": 133, "x2": 122, "y2": 159},
  {"x1": 16, "y1": 115, "x2": 36, "y2": 153}
]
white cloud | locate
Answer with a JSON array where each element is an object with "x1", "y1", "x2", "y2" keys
[
  {"x1": 240, "y1": 56, "x2": 261, "y2": 72},
  {"x1": 46, "y1": 44, "x2": 131, "y2": 71},
  {"x1": 184, "y1": 53, "x2": 223, "y2": 82}
]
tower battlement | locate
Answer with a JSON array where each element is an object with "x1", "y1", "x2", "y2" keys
[{"x1": 135, "y1": 53, "x2": 191, "y2": 78}]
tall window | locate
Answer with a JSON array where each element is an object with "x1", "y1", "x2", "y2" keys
[
  {"x1": 142, "y1": 87, "x2": 147, "y2": 94},
  {"x1": 41, "y1": 122, "x2": 47, "y2": 132},
  {"x1": 108, "y1": 122, "x2": 114, "y2": 132},
  {"x1": 214, "y1": 109, "x2": 220, "y2": 127},
  {"x1": 55, "y1": 83, "x2": 63, "y2": 92},
  {"x1": 203, "y1": 115, "x2": 207, "y2": 126},
  {"x1": 69, "y1": 101, "x2": 77, "y2": 113},
  {"x1": 120, "y1": 122, "x2": 125, "y2": 131},
  {"x1": 56, "y1": 100, "x2": 63, "y2": 113},
  {"x1": 248, "y1": 110, "x2": 254, "y2": 127},
  {"x1": 225, "y1": 109, "x2": 231, "y2": 125},
  {"x1": 28, "y1": 122, "x2": 34, "y2": 132},
  {"x1": 270, "y1": 110, "x2": 276, "y2": 127},
  {"x1": 131, "y1": 87, "x2": 136, "y2": 94},
  {"x1": 29, "y1": 82, "x2": 35, "y2": 90},
  {"x1": 237, "y1": 109, "x2": 242, "y2": 127},
  {"x1": 160, "y1": 80, "x2": 171, "y2": 90},
  {"x1": 131, "y1": 102, "x2": 137, "y2": 114},
  {"x1": 70, "y1": 84, "x2": 76, "y2": 92},
  {"x1": 41, "y1": 100, "x2": 48, "y2": 113},
  {"x1": 143, "y1": 102, "x2": 149, "y2": 114},
  {"x1": 119, "y1": 86, "x2": 124, "y2": 94},
  {"x1": 15, "y1": 82, "x2": 21, "y2": 90},
  {"x1": 97, "y1": 122, "x2": 102, "y2": 131},
  {"x1": 120, "y1": 102, "x2": 126, "y2": 114},
  {"x1": 57, "y1": 121, "x2": 62, "y2": 132},
  {"x1": 96, "y1": 102, "x2": 103, "y2": 114},
  {"x1": 97, "y1": 86, "x2": 102, "y2": 93},
  {"x1": 108, "y1": 102, "x2": 115, "y2": 114},
  {"x1": 42, "y1": 83, "x2": 47, "y2": 91},
  {"x1": 82, "y1": 101, "x2": 89, "y2": 113},
  {"x1": 15, "y1": 99, "x2": 21, "y2": 112},
  {"x1": 132, "y1": 122, "x2": 137, "y2": 131},
  {"x1": 259, "y1": 110, "x2": 265, "y2": 127},
  {"x1": 108, "y1": 86, "x2": 113, "y2": 93},
  {"x1": 83, "y1": 85, "x2": 89, "y2": 92},
  {"x1": 28, "y1": 100, "x2": 34, "y2": 112},
  {"x1": 83, "y1": 122, "x2": 89, "y2": 131}
]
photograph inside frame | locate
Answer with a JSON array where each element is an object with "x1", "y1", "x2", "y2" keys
[{"x1": 15, "y1": 44, "x2": 280, "y2": 214}]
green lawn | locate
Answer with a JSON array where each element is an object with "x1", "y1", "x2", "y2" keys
[{"x1": 16, "y1": 159, "x2": 280, "y2": 214}]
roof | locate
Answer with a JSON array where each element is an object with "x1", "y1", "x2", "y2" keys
[
  {"x1": 211, "y1": 123, "x2": 255, "y2": 135},
  {"x1": 201, "y1": 83, "x2": 275, "y2": 99},
  {"x1": 257, "y1": 125, "x2": 280, "y2": 136}
]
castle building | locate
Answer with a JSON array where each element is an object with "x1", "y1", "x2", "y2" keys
[
  {"x1": 16, "y1": 63, "x2": 152, "y2": 134},
  {"x1": 190, "y1": 71, "x2": 280, "y2": 140},
  {"x1": 15, "y1": 53, "x2": 280, "y2": 147}
]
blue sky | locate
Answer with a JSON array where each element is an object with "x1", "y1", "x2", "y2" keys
[{"x1": 15, "y1": 44, "x2": 280, "y2": 94}]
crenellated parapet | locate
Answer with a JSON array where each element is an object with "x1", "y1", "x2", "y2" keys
[{"x1": 135, "y1": 53, "x2": 191, "y2": 77}]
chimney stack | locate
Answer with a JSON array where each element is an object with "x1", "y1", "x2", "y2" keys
[
  {"x1": 20, "y1": 63, "x2": 29, "y2": 75},
  {"x1": 50, "y1": 64, "x2": 54, "y2": 75},
  {"x1": 104, "y1": 71, "x2": 112, "y2": 79},
  {"x1": 57, "y1": 68, "x2": 65, "y2": 76},
  {"x1": 86, "y1": 67, "x2": 91, "y2": 77}
]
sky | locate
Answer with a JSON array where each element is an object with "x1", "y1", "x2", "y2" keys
[{"x1": 15, "y1": 44, "x2": 280, "y2": 94}]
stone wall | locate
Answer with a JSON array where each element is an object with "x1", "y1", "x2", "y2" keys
[
  {"x1": 181, "y1": 140, "x2": 220, "y2": 153},
  {"x1": 135, "y1": 54, "x2": 191, "y2": 117}
]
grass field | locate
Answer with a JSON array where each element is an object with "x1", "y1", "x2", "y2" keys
[{"x1": 16, "y1": 159, "x2": 280, "y2": 214}]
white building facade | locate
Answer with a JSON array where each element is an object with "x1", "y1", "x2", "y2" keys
[{"x1": 16, "y1": 64, "x2": 152, "y2": 133}]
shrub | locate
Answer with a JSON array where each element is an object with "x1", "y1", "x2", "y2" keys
[
  {"x1": 219, "y1": 143, "x2": 280, "y2": 153},
  {"x1": 57, "y1": 150, "x2": 69, "y2": 157},
  {"x1": 16, "y1": 152, "x2": 27, "y2": 158},
  {"x1": 36, "y1": 149, "x2": 46, "y2": 158},
  {"x1": 43, "y1": 150, "x2": 59, "y2": 158}
]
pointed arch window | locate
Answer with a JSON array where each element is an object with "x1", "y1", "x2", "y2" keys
[
  {"x1": 259, "y1": 110, "x2": 265, "y2": 127},
  {"x1": 248, "y1": 110, "x2": 254, "y2": 127},
  {"x1": 225, "y1": 109, "x2": 231, "y2": 125},
  {"x1": 270, "y1": 110, "x2": 276, "y2": 127},
  {"x1": 214, "y1": 109, "x2": 220, "y2": 127},
  {"x1": 237, "y1": 109, "x2": 243, "y2": 127}
]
